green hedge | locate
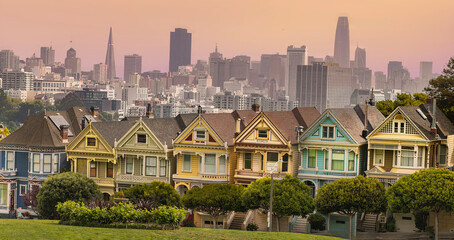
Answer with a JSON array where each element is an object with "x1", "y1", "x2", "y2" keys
[{"x1": 56, "y1": 201, "x2": 186, "y2": 229}]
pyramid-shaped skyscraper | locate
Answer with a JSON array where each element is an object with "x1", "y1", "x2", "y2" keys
[{"x1": 105, "y1": 27, "x2": 116, "y2": 80}]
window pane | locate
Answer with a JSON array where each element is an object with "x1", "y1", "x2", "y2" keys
[
  {"x1": 332, "y1": 150, "x2": 344, "y2": 171},
  {"x1": 0, "y1": 184, "x2": 7, "y2": 206},
  {"x1": 219, "y1": 156, "x2": 226, "y2": 174},
  {"x1": 53, "y1": 154, "x2": 59, "y2": 173},
  {"x1": 146, "y1": 157, "x2": 157, "y2": 176},
  {"x1": 328, "y1": 127, "x2": 334, "y2": 138},
  {"x1": 160, "y1": 160, "x2": 166, "y2": 177},
  {"x1": 440, "y1": 145, "x2": 447, "y2": 164},
  {"x1": 348, "y1": 152, "x2": 355, "y2": 171},
  {"x1": 394, "y1": 122, "x2": 399, "y2": 133},
  {"x1": 417, "y1": 147, "x2": 424, "y2": 167},
  {"x1": 258, "y1": 130, "x2": 268, "y2": 138},
  {"x1": 126, "y1": 157, "x2": 133, "y2": 174},
  {"x1": 266, "y1": 152, "x2": 278, "y2": 172},
  {"x1": 282, "y1": 154, "x2": 288, "y2": 172},
  {"x1": 401, "y1": 151, "x2": 414, "y2": 167},
  {"x1": 308, "y1": 149, "x2": 316, "y2": 168},
  {"x1": 43, "y1": 154, "x2": 52, "y2": 173},
  {"x1": 137, "y1": 134, "x2": 146, "y2": 143},
  {"x1": 183, "y1": 155, "x2": 191, "y2": 171},
  {"x1": 324, "y1": 150, "x2": 329, "y2": 170},
  {"x1": 322, "y1": 127, "x2": 328, "y2": 138},
  {"x1": 244, "y1": 153, "x2": 252, "y2": 169},
  {"x1": 375, "y1": 150, "x2": 384, "y2": 164},
  {"x1": 196, "y1": 131, "x2": 205, "y2": 139},
  {"x1": 90, "y1": 162, "x2": 97, "y2": 177},
  {"x1": 107, "y1": 162, "x2": 113, "y2": 178},
  {"x1": 198, "y1": 156, "x2": 202, "y2": 172},
  {"x1": 7, "y1": 151, "x2": 14, "y2": 170},
  {"x1": 205, "y1": 154, "x2": 216, "y2": 173},
  {"x1": 87, "y1": 137, "x2": 96, "y2": 146},
  {"x1": 400, "y1": 122, "x2": 405, "y2": 134},
  {"x1": 33, "y1": 154, "x2": 40, "y2": 173}
]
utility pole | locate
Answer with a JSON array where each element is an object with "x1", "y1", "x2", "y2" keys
[{"x1": 268, "y1": 172, "x2": 274, "y2": 232}]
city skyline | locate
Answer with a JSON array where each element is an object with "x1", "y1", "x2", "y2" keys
[{"x1": 0, "y1": 0, "x2": 453, "y2": 78}]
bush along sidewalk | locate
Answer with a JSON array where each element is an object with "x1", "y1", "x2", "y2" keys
[{"x1": 56, "y1": 201, "x2": 186, "y2": 230}]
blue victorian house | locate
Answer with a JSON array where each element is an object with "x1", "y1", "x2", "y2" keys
[
  {"x1": 0, "y1": 106, "x2": 95, "y2": 216},
  {"x1": 297, "y1": 104, "x2": 384, "y2": 238}
]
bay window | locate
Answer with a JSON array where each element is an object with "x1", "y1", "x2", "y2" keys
[
  {"x1": 183, "y1": 155, "x2": 191, "y2": 172},
  {"x1": 374, "y1": 150, "x2": 384, "y2": 166},
  {"x1": 43, "y1": 154, "x2": 52, "y2": 173},
  {"x1": 308, "y1": 149, "x2": 316, "y2": 168},
  {"x1": 417, "y1": 147, "x2": 424, "y2": 167},
  {"x1": 219, "y1": 156, "x2": 226, "y2": 174},
  {"x1": 204, "y1": 154, "x2": 216, "y2": 174},
  {"x1": 6, "y1": 151, "x2": 14, "y2": 170},
  {"x1": 266, "y1": 152, "x2": 278, "y2": 172},
  {"x1": 53, "y1": 154, "x2": 59, "y2": 173},
  {"x1": 145, "y1": 156, "x2": 157, "y2": 176},
  {"x1": 244, "y1": 153, "x2": 252, "y2": 170},
  {"x1": 126, "y1": 156, "x2": 134, "y2": 174},
  {"x1": 324, "y1": 150, "x2": 329, "y2": 170},
  {"x1": 332, "y1": 150, "x2": 345, "y2": 171},
  {"x1": 0, "y1": 184, "x2": 7, "y2": 206},
  {"x1": 33, "y1": 153, "x2": 40, "y2": 173},
  {"x1": 107, "y1": 162, "x2": 114, "y2": 178},
  {"x1": 401, "y1": 146, "x2": 414, "y2": 167},
  {"x1": 282, "y1": 154, "x2": 288, "y2": 172}
]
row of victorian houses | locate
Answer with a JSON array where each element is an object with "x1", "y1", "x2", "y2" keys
[{"x1": 0, "y1": 100, "x2": 453, "y2": 237}]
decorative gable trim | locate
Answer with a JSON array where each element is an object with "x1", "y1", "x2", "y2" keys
[
  {"x1": 173, "y1": 115, "x2": 226, "y2": 148},
  {"x1": 115, "y1": 119, "x2": 166, "y2": 152},
  {"x1": 235, "y1": 112, "x2": 289, "y2": 146},
  {"x1": 367, "y1": 107, "x2": 429, "y2": 140},
  {"x1": 299, "y1": 110, "x2": 358, "y2": 144}
]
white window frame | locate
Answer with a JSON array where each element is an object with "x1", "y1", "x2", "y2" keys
[
  {"x1": 331, "y1": 149, "x2": 345, "y2": 171},
  {"x1": 145, "y1": 156, "x2": 157, "y2": 176},
  {"x1": 33, "y1": 153, "x2": 40, "y2": 173},
  {"x1": 0, "y1": 183, "x2": 8, "y2": 207},
  {"x1": 374, "y1": 149, "x2": 385, "y2": 167},
  {"x1": 393, "y1": 120, "x2": 406, "y2": 134},
  {"x1": 160, "y1": 159, "x2": 166, "y2": 177},
  {"x1": 307, "y1": 149, "x2": 316, "y2": 169},
  {"x1": 257, "y1": 129, "x2": 268, "y2": 139},
  {"x1": 204, "y1": 154, "x2": 216, "y2": 174},
  {"x1": 439, "y1": 145, "x2": 447, "y2": 166},
  {"x1": 348, "y1": 151, "x2": 355, "y2": 171},
  {"x1": 125, "y1": 156, "x2": 134, "y2": 174},
  {"x1": 321, "y1": 125, "x2": 335, "y2": 139},
  {"x1": 218, "y1": 155, "x2": 226, "y2": 174},
  {"x1": 6, "y1": 151, "x2": 14, "y2": 170},
  {"x1": 19, "y1": 184, "x2": 27, "y2": 196},
  {"x1": 195, "y1": 130, "x2": 206, "y2": 140},
  {"x1": 53, "y1": 154, "x2": 59, "y2": 173},
  {"x1": 43, "y1": 154, "x2": 52, "y2": 173}
]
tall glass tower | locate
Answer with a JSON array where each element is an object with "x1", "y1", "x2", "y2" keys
[{"x1": 334, "y1": 17, "x2": 350, "y2": 68}]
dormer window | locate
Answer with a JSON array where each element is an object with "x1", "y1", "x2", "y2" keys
[
  {"x1": 196, "y1": 130, "x2": 206, "y2": 140},
  {"x1": 258, "y1": 130, "x2": 268, "y2": 139},
  {"x1": 393, "y1": 120, "x2": 405, "y2": 134},
  {"x1": 137, "y1": 134, "x2": 147, "y2": 143},
  {"x1": 322, "y1": 126, "x2": 334, "y2": 139}
]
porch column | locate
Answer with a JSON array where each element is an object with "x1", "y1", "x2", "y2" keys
[
  {"x1": 366, "y1": 149, "x2": 371, "y2": 170},
  {"x1": 201, "y1": 153, "x2": 205, "y2": 173}
]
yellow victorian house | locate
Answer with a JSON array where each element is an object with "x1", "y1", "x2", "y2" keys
[{"x1": 66, "y1": 121, "x2": 134, "y2": 196}]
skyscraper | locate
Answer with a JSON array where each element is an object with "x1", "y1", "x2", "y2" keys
[
  {"x1": 124, "y1": 54, "x2": 142, "y2": 81},
  {"x1": 387, "y1": 61, "x2": 405, "y2": 90},
  {"x1": 40, "y1": 46, "x2": 55, "y2": 66},
  {"x1": 93, "y1": 63, "x2": 107, "y2": 84},
  {"x1": 333, "y1": 16, "x2": 350, "y2": 68},
  {"x1": 0, "y1": 50, "x2": 19, "y2": 71},
  {"x1": 286, "y1": 45, "x2": 307, "y2": 101},
  {"x1": 169, "y1": 28, "x2": 191, "y2": 72},
  {"x1": 64, "y1": 48, "x2": 81, "y2": 78},
  {"x1": 419, "y1": 61, "x2": 433, "y2": 80},
  {"x1": 354, "y1": 46, "x2": 366, "y2": 68},
  {"x1": 105, "y1": 27, "x2": 116, "y2": 80}
]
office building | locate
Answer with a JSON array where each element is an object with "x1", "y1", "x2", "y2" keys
[
  {"x1": 0, "y1": 50, "x2": 19, "y2": 71},
  {"x1": 286, "y1": 45, "x2": 307, "y2": 101},
  {"x1": 229, "y1": 55, "x2": 250, "y2": 80},
  {"x1": 260, "y1": 54, "x2": 286, "y2": 88},
  {"x1": 105, "y1": 27, "x2": 116, "y2": 80},
  {"x1": 40, "y1": 46, "x2": 55, "y2": 66},
  {"x1": 0, "y1": 70, "x2": 34, "y2": 91},
  {"x1": 333, "y1": 16, "x2": 350, "y2": 67},
  {"x1": 387, "y1": 61, "x2": 410, "y2": 90},
  {"x1": 169, "y1": 28, "x2": 191, "y2": 72},
  {"x1": 354, "y1": 46, "x2": 366, "y2": 68},
  {"x1": 64, "y1": 48, "x2": 81, "y2": 78},
  {"x1": 124, "y1": 54, "x2": 142, "y2": 81},
  {"x1": 93, "y1": 63, "x2": 108, "y2": 84}
]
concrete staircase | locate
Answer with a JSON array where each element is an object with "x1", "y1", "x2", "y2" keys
[
  {"x1": 292, "y1": 216, "x2": 308, "y2": 233},
  {"x1": 229, "y1": 212, "x2": 246, "y2": 230},
  {"x1": 362, "y1": 214, "x2": 378, "y2": 232}
]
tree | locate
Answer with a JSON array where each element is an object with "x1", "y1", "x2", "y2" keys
[
  {"x1": 182, "y1": 184, "x2": 244, "y2": 229},
  {"x1": 386, "y1": 169, "x2": 454, "y2": 240},
  {"x1": 22, "y1": 186, "x2": 40, "y2": 215},
  {"x1": 242, "y1": 175, "x2": 314, "y2": 232},
  {"x1": 425, "y1": 57, "x2": 454, "y2": 122},
  {"x1": 112, "y1": 181, "x2": 181, "y2": 208},
  {"x1": 37, "y1": 172, "x2": 100, "y2": 219},
  {"x1": 56, "y1": 92, "x2": 84, "y2": 111},
  {"x1": 376, "y1": 93, "x2": 428, "y2": 117},
  {"x1": 314, "y1": 176, "x2": 386, "y2": 239},
  {"x1": 99, "y1": 112, "x2": 113, "y2": 122}
]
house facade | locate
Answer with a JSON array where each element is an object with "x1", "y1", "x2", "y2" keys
[
  {"x1": 298, "y1": 104, "x2": 384, "y2": 238},
  {"x1": 0, "y1": 107, "x2": 92, "y2": 215},
  {"x1": 365, "y1": 103, "x2": 454, "y2": 232}
]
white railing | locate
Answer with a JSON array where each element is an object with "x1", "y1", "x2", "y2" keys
[
  {"x1": 201, "y1": 174, "x2": 229, "y2": 180},
  {"x1": 242, "y1": 209, "x2": 254, "y2": 230},
  {"x1": 116, "y1": 174, "x2": 168, "y2": 183},
  {"x1": 226, "y1": 211, "x2": 236, "y2": 229},
  {"x1": 93, "y1": 178, "x2": 115, "y2": 186},
  {"x1": 0, "y1": 169, "x2": 17, "y2": 176}
]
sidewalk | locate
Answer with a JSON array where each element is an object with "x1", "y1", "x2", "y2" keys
[{"x1": 356, "y1": 232, "x2": 454, "y2": 240}]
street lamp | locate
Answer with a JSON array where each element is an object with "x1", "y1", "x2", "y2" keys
[{"x1": 268, "y1": 159, "x2": 281, "y2": 232}]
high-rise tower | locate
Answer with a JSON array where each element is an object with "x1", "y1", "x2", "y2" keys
[
  {"x1": 124, "y1": 54, "x2": 142, "y2": 81},
  {"x1": 105, "y1": 27, "x2": 116, "y2": 80},
  {"x1": 169, "y1": 28, "x2": 192, "y2": 72},
  {"x1": 334, "y1": 16, "x2": 350, "y2": 68},
  {"x1": 286, "y1": 45, "x2": 307, "y2": 101}
]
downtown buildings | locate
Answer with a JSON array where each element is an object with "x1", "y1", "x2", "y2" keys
[{"x1": 169, "y1": 28, "x2": 192, "y2": 73}]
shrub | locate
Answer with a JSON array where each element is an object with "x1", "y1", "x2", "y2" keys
[
  {"x1": 23, "y1": 186, "x2": 39, "y2": 215},
  {"x1": 37, "y1": 172, "x2": 100, "y2": 219},
  {"x1": 246, "y1": 223, "x2": 258, "y2": 231},
  {"x1": 414, "y1": 210, "x2": 429, "y2": 232},
  {"x1": 385, "y1": 215, "x2": 396, "y2": 232},
  {"x1": 308, "y1": 213, "x2": 326, "y2": 231},
  {"x1": 56, "y1": 200, "x2": 186, "y2": 229},
  {"x1": 23, "y1": 211, "x2": 30, "y2": 217},
  {"x1": 112, "y1": 181, "x2": 181, "y2": 209},
  {"x1": 181, "y1": 219, "x2": 195, "y2": 227}
]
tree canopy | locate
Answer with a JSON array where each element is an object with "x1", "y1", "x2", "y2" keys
[
  {"x1": 314, "y1": 176, "x2": 386, "y2": 239},
  {"x1": 242, "y1": 175, "x2": 314, "y2": 232},
  {"x1": 112, "y1": 181, "x2": 181, "y2": 208},
  {"x1": 425, "y1": 57, "x2": 454, "y2": 122},
  {"x1": 182, "y1": 184, "x2": 244, "y2": 229},
  {"x1": 55, "y1": 92, "x2": 84, "y2": 111},
  {"x1": 386, "y1": 168, "x2": 454, "y2": 240},
  {"x1": 376, "y1": 93, "x2": 427, "y2": 117}
]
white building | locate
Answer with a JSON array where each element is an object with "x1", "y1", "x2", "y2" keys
[
  {"x1": 0, "y1": 70, "x2": 34, "y2": 91},
  {"x1": 286, "y1": 45, "x2": 307, "y2": 101}
]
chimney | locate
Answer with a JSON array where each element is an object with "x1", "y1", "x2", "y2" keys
[
  {"x1": 431, "y1": 98, "x2": 437, "y2": 136},
  {"x1": 90, "y1": 106, "x2": 99, "y2": 118},
  {"x1": 197, "y1": 105, "x2": 203, "y2": 115},
  {"x1": 60, "y1": 125, "x2": 69, "y2": 143},
  {"x1": 236, "y1": 118, "x2": 241, "y2": 133},
  {"x1": 252, "y1": 103, "x2": 260, "y2": 113},
  {"x1": 146, "y1": 103, "x2": 152, "y2": 118}
]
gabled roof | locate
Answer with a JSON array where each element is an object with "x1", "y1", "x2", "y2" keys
[
  {"x1": 202, "y1": 113, "x2": 238, "y2": 146},
  {"x1": 0, "y1": 106, "x2": 91, "y2": 149},
  {"x1": 302, "y1": 104, "x2": 384, "y2": 144},
  {"x1": 143, "y1": 117, "x2": 188, "y2": 148},
  {"x1": 92, "y1": 121, "x2": 136, "y2": 147}
]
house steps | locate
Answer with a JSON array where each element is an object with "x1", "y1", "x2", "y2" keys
[{"x1": 229, "y1": 212, "x2": 246, "y2": 230}]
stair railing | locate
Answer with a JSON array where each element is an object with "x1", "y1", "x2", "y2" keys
[
  {"x1": 241, "y1": 210, "x2": 254, "y2": 230},
  {"x1": 289, "y1": 215, "x2": 299, "y2": 232},
  {"x1": 226, "y1": 211, "x2": 236, "y2": 229}
]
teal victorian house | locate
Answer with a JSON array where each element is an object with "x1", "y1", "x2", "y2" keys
[{"x1": 297, "y1": 104, "x2": 384, "y2": 238}]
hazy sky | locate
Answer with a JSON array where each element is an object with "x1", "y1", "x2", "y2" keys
[{"x1": 1, "y1": 0, "x2": 453, "y2": 78}]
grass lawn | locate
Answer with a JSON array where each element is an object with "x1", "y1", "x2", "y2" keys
[{"x1": 0, "y1": 219, "x2": 341, "y2": 240}]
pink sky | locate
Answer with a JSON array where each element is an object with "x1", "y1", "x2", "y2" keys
[{"x1": 0, "y1": 0, "x2": 453, "y2": 78}]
